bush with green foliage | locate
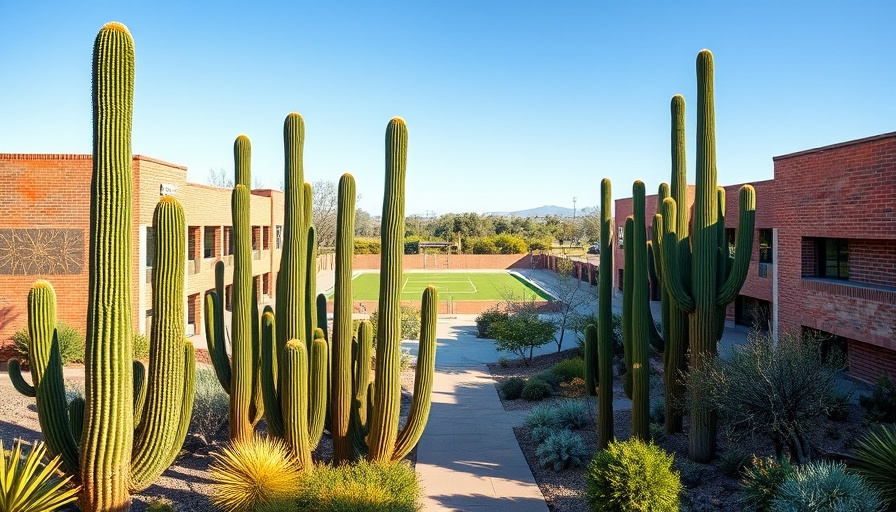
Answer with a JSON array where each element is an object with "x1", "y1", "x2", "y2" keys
[
  {"x1": 552, "y1": 400, "x2": 590, "y2": 430},
  {"x1": 826, "y1": 389, "x2": 852, "y2": 422},
  {"x1": 740, "y1": 455, "x2": 794, "y2": 511},
  {"x1": 586, "y1": 438, "x2": 682, "y2": 512},
  {"x1": 0, "y1": 439, "x2": 80, "y2": 512},
  {"x1": 850, "y1": 423, "x2": 896, "y2": 509},
  {"x1": 530, "y1": 425, "x2": 555, "y2": 445},
  {"x1": 189, "y1": 367, "x2": 231, "y2": 445},
  {"x1": 718, "y1": 449, "x2": 753, "y2": 478},
  {"x1": 859, "y1": 374, "x2": 896, "y2": 424},
  {"x1": 501, "y1": 377, "x2": 526, "y2": 400},
  {"x1": 354, "y1": 237, "x2": 381, "y2": 254},
  {"x1": 521, "y1": 378, "x2": 553, "y2": 401},
  {"x1": 685, "y1": 331, "x2": 843, "y2": 464},
  {"x1": 550, "y1": 357, "x2": 584, "y2": 383},
  {"x1": 525, "y1": 404, "x2": 559, "y2": 430},
  {"x1": 536, "y1": 430, "x2": 589, "y2": 471},
  {"x1": 771, "y1": 461, "x2": 884, "y2": 512},
  {"x1": 368, "y1": 305, "x2": 421, "y2": 347},
  {"x1": 533, "y1": 369, "x2": 560, "y2": 387},
  {"x1": 490, "y1": 305, "x2": 556, "y2": 366},
  {"x1": 569, "y1": 311, "x2": 623, "y2": 356},
  {"x1": 475, "y1": 307, "x2": 508, "y2": 338},
  {"x1": 12, "y1": 322, "x2": 85, "y2": 366},
  {"x1": 145, "y1": 498, "x2": 177, "y2": 512},
  {"x1": 295, "y1": 460, "x2": 420, "y2": 512},
  {"x1": 209, "y1": 436, "x2": 302, "y2": 512}
]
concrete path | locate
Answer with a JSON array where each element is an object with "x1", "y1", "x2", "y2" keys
[{"x1": 413, "y1": 316, "x2": 550, "y2": 512}]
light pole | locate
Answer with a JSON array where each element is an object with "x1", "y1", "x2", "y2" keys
[{"x1": 573, "y1": 196, "x2": 577, "y2": 220}]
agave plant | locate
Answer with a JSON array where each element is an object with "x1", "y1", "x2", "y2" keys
[
  {"x1": 0, "y1": 440, "x2": 79, "y2": 512},
  {"x1": 851, "y1": 423, "x2": 896, "y2": 508}
]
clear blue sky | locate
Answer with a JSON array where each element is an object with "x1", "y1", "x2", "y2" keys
[{"x1": 2, "y1": 1, "x2": 894, "y2": 216}]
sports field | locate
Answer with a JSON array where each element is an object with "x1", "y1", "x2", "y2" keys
[{"x1": 347, "y1": 271, "x2": 554, "y2": 301}]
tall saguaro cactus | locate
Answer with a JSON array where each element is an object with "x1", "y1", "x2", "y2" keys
[
  {"x1": 366, "y1": 118, "x2": 438, "y2": 462},
  {"x1": 596, "y1": 178, "x2": 615, "y2": 449},
  {"x1": 658, "y1": 50, "x2": 756, "y2": 462}
]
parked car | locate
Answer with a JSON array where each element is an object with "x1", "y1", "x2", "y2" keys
[{"x1": 587, "y1": 244, "x2": 600, "y2": 254}]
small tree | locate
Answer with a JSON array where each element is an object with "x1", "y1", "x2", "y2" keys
[
  {"x1": 490, "y1": 303, "x2": 555, "y2": 366},
  {"x1": 684, "y1": 330, "x2": 844, "y2": 464},
  {"x1": 550, "y1": 258, "x2": 596, "y2": 352}
]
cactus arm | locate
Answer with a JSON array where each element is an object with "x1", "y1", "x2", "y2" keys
[
  {"x1": 583, "y1": 324, "x2": 597, "y2": 397},
  {"x1": 282, "y1": 339, "x2": 312, "y2": 470},
  {"x1": 316, "y1": 294, "x2": 328, "y2": 341},
  {"x1": 621, "y1": 216, "x2": 634, "y2": 400},
  {"x1": 660, "y1": 198, "x2": 696, "y2": 312},
  {"x1": 69, "y1": 397, "x2": 85, "y2": 444},
  {"x1": 81, "y1": 23, "x2": 137, "y2": 510},
  {"x1": 261, "y1": 311, "x2": 284, "y2": 437},
  {"x1": 133, "y1": 360, "x2": 146, "y2": 428},
  {"x1": 332, "y1": 173, "x2": 357, "y2": 463},
  {"x1": 229, "y1": 182, "x2": 255, "y2": 441},
  {"x1": 716, "y1": 185, "x2": 757, "y2": 306},
  {"x1": 305, "y1": 225, "x2": 317, "y2": 350},
  {"x1": 130, "y1": 196, "x2": 196, "y2": 490},
  {"x1": 350, "y1": 320, "x2": 374, "y2": 458},
  {"x1": 368, "y1": 118, "x2": 409, "y2": 462},
  {"x1": 308, "y1": 331, "x2": 328, "y2": 450},
  {"x1": 204, "y1": 262, "x2": 232, "y2": 393},
  {"x1": 250, "y1": 278, "x2": 265, "y2": 427},
  {"x1": 7, "y1": 359, "x2": 35, "y2": 397},
  {"x1": 27, "y1": 282, "x2": 80, "y2": 472},
  {"x1": 393, "y1": 286, "x2": 438, "y2": 461},
  {"x1": 163, "y1": 342, "x2": 196, "y2": 466}
]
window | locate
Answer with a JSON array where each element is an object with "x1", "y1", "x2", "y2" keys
[
  {"x1": 817, "y1": 238, "x2": 849, "y2": 279},
  {"x1": 145, "y1": 227, "x2": 155, "y2": 268},
  {"x1": 188, "y1": 226, "x2": 200, "y2": 261},
  {"x1": 725, "y1": 228, "x2": 736, "y2": 256},
  {"x1": 275, "y1": 225, "x2": 283, "y2": 249},
  {"x1": 223, "y1": 226, "x2": 234, "y2": 256},
  {"x1": 759, "y1": 229, "x2": 773, "y2": 264},
  {"x1": 802, "y1": 326, "x2": 848, "y2": 367}
]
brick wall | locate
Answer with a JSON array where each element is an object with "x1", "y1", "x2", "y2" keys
[
  {"x1": 774, "y1": 132, "x2": 896, "y2": 381},
  {"x1": 352, "y1": 253, "x2": 534, "y2": 270}
]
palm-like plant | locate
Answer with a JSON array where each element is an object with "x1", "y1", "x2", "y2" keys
[
  {"x1": 0, "y1": 440, "x2": 79, "y2": 512},
  {"x1": 851, "y1": 423, "x2": 896, "y2": 508}
]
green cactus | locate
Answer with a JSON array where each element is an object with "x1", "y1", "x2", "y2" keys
[
  {"x1": 658, "y1": 50, "x2": 756, "y2": 462},
  {"x1": 628, "y1": 181, "x2": 652, "y2": 441},
  {"x1": 332, "y1": 173, "x2": 357, "y2": 463},
  {"x1": 366, "y1": 118, "x2": 438, "y2": 462},
  {"x1": 258, "y1": 113, "x2": 329, "y2": 461},
  {"x1": 596, "y1": 178, "x2": 615, "y2": 450},
  {"x1": 583, "y1": 324, "x2": 597, "y2": 397}
]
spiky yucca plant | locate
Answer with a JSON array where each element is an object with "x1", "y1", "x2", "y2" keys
[
  {"x1": 209, "y1": 436, "x2": 302, "y2": 512},
  {"x1": 0, "y1": 440, "x2": 80, "y2": 512}
]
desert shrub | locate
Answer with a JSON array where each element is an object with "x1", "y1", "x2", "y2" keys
[
  {"x1": 649, "y1": 423, "x2": 666, "y2": 443},
  {"x1": 826, "y1": 389, "x2": 852, "y2": 422},
  {"x1": 859, "y1": 374, "x2": 896, "y2": 424},
  {"x1": 475, "y1": 307, "x2": 508, "y2": 338},
  {"x1": 189, "y1": 367, "x2": 230, "y2": 445},
  {"x1": 650, "y1": 398, "x2": 665, "y2": 424},
  {"x1": 133, "y1": 332, "x2": 150, "y2": 360},
  {"x1": 0, "y1": 439, "x2": 80, "y2": 512},
  {"x1": 145, "y1": 499, "x2": 177, "y2": 512},
  {"x1": 685, "y1": 331, "x2": 843, "y2": 464},
  {"x1": 295, "y1": 460, "x2": 419, "y2": 512},
  {"x1": 553, "y1": 400, "x2": 590, "y2": 430},
  {"x1": 525, "y1": 404, "x2": 559, "y2": 430},
  {"x1": 530, "y1": 425, "x2": 555, "y2": 445},
  {"x1": 490, "y1": 305, "x2": 556, "y2": 366},
  {"x1": 771, "y1": 461, "x2": 884, "y2": 512},
  {"x1": 536, "y1": 430, "x2": 589, "y2": 471},
  {"x1": 533, "y1": 370, "x2": 560, "y2": 387},
  {"x1": 586, "y1": 438, "x2": 682, "y2": 512},
  {"x1": 850, "y1": 423, "x2": 896, "y2": 508},
  {"x1": 521, "y1": 378, "x2": 552, "y2": 401},
  {"x1": 470, "y1": 237, "x2": 499, "y2": 254},
  {"x1": 493, "y1": 233, "x2": 528, "y2": 254},
  {"x1": 740, "y1": 455, "x2": 794, "y2": 511},
  {"x1": 560, "y1": 377, "x2": 586, "y2": 397},
  {"x1": 501, "y1": 377, "x2": 526, "y2": 400},
  {"x1": 550, "y1": 357, "x2": 584, "y2": 382},
  {"x1": 368, "y1": 305, "x2": 421, "y2": 348},
  {"x1": 718, "y1": 449, "x2": 752, "y2": 478},
  {"x1": 12, "y1": 322, "x2": 85, "y2": 366},
  {"x1": 354, "y1": 237, "x2": 381, "y2": 254},
  {"x1": 209, "y1": 435, "x2": 302, "y2": 512}
]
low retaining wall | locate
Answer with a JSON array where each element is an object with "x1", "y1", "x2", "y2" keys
[
  {"x1": 353, "y1": 253, "x2": 538, "y2": 270},
  {"x1": 324, "y1": 299, "x2": 560, "y2": 316}
]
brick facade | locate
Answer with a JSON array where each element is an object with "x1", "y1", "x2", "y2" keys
[
  {"x1": 613, "y1": 132, "x2": 896, "y2": 383},
  {"x1": 0, "y1": 154, "x2": 284, "y2": 348}
]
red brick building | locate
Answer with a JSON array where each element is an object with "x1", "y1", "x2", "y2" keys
[
  {"x1": 0, "y1": 153, "x2": 285, "y2": 349},
  {"x1": 614, "y1": 132, "x2": 896, "y2": 383}
]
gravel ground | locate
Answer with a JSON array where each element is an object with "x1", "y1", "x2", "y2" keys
[
  {"x1": 0, "y1": 349, "x2": 419, "y2": 512},
  {"x1": 489, "y1": 348, "x2": 871, "y2": 512}
]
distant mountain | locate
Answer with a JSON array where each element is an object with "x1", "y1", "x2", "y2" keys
[{"x1": 486, "y1": 205, "x2": 576, "y2": 218}]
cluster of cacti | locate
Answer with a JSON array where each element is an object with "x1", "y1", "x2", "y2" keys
[
  {"x1": 584, "y1": 178, "x2": 616, "y2": 450},
  {"x1": 8, "y1": 22, "x2": 196, "y2": 511},
  {"x1": 655, "y1": 50, "x2": 756, "y2": 462}
]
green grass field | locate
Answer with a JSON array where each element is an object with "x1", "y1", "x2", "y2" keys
[{"x1": 345, "y1": 271, "x2": 554, "y2": 301}]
